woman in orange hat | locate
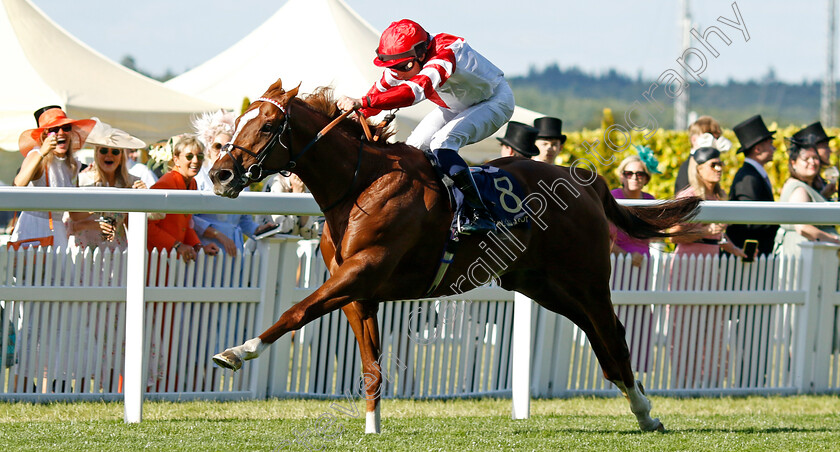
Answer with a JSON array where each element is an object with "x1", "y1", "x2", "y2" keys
[{"x1": 10, "y1": 106, "x2": 95, "y2": 251}]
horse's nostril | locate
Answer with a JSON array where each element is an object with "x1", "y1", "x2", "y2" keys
[{"x1": 217, "y1": 169, "x2": 234, "y2": 184}]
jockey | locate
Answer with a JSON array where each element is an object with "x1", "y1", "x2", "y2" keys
[{"x1": 337, "y1": 19, "x2": 515, "y2": 233}]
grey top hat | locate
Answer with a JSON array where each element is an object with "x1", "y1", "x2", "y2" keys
[{"x1": 497, "y1": 121, "x2": 539, "y2": 157}]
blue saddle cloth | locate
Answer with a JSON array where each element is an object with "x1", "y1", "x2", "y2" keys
[{"x1": 450, "y1": 165, "x2": 530, "y2": 231}]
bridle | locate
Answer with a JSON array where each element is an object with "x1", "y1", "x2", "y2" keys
[
  {"x1": 221, "y1": 97, "x2": 290, "y2": 186},
  {"x1": 221, "y1": 96, "x2": 363, "y2": 211}
]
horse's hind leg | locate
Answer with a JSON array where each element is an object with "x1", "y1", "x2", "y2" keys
[
  {"x1": 512, "y1": 274, "x2": 663, "y2": 432},
  {"x1": 342, "y1": 301, "x2": 383, "y2": 434}
]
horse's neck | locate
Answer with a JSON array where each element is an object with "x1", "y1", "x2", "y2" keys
[{"x1": 291, "y1": 107, "x2": 377, "y2": 214}]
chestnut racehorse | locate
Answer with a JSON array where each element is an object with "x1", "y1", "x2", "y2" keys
[{"x1": 210, "y1": 78, "x2": 699, "y2": 434}]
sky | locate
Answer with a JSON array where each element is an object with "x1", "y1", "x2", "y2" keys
[{"x1": 27, "y1": 0, "x2": 833, "y2": 85}]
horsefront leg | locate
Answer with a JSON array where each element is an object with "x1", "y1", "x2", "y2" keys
[
  {"x1": 213, "y1": 256, "x2": 385, "y2": 371},
  {"x1": 342, "y1": 302, "x2": 384, "y2": 433}
]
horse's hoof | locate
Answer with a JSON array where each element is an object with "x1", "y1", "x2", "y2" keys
[
  {"x1": 213, "y1": 350, "x2": 242, "y2": 371},
  {"x1": 642, "y1": 418, "x2": 665, "y2": 433}
]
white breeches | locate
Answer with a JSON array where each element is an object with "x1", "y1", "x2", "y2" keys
[{"x1": 406, "y1": 81, "x2": 515, "y2": 152}]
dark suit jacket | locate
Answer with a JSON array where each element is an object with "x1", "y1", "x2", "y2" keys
[
  {"x1": 674, "y1": 159, "x2": 690, "y2": 195},
  {"x1": 726, "y1": 162, "x2": 779, "y2": 255}
]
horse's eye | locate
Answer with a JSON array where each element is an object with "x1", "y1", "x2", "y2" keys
[{"x1": 261, "y1": 123, "x2": 273, "y2": 133}]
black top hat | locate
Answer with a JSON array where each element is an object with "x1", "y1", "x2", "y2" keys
[
  {"x1": 787, "y1": 133, "x2": 821, "y2": 148},
  {"x1": 533, "y1": 117, "x2": 567, "y2": 142},
  {"x1": 733, "y1": 115, "x2": 775, "y2": 153},
  {"x1": 791, "y1": 121, "x2": 834, "y2": 145},
  {"x1": 497, "y1": 121, "x2": 539, "y2": 157},
  {"x1": 33, "y1": 105, "x2": 61, "y2": 126}
]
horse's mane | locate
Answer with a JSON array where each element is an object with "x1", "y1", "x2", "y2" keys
[{"x1": 300, "y1": 87, "x2": 396, "y2": 142}]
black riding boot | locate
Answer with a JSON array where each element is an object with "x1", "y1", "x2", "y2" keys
[{"x1": 451, "y1": 169, "x2": 497, "y2": 234}]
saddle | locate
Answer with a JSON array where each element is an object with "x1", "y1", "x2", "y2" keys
[
  {"x1": 422, "y1": 150, "x2": 530, "y2": 295},
  {"x1": 423, "y1": 150, "x2": 530, "y2": 234}
]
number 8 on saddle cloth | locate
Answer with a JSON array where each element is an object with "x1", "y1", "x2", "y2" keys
[{"x1": 424, "y1": 150, "x2": 530, "y2": 234}]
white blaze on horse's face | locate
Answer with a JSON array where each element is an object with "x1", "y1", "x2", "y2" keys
[{"x1": 231, "y1": 108, "x2": 261, "y2": 144}]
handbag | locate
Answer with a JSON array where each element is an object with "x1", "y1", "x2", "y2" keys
[{"x1": 6, "y1": 168, "x2": 56, "y2": 250}]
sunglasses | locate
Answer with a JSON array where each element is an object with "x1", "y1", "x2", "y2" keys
[
  {"x1": 47, "y1": 124, "x2": 72, "y2": 134},
  {"x1": 182, "y1": 153, "x2": 205, "y2": 161},
  {"x1": 622, "y1": 171, "x2": 649, "y2": 180},
  {"x1": 391, "y1": 60, "x2": 416, "y2": 72},
  {"x1": 98, "y1": 148, "x2": 122, "y2": 156},
  {"x1": 704, "y1": 162, "x2": 724, "y2": 171}
]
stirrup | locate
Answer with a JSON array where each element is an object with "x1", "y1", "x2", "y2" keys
[{"x1": 458, "y1": 209, "x2": 497, "y2": 234}]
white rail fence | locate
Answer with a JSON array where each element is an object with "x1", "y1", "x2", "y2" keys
[
  {"x1": 3, "y1": 188, "x2": 840, "y2": 422},
  {"x1": 273, "y1": 242, "x2": 840, "y2": 400},
  {"x1": 0, "y1": 245, "x2": 265, "y2": 401}
]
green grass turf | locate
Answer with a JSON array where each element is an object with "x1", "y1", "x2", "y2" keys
[{"x1": 0, "y1": 396, "x2": 838, "y2": 451}]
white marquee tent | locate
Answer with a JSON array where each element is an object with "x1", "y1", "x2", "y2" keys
[
  {"x1": 0, "y1": 0, "x2": 220, "y2": 152},
  {"x1": 166, "y1": 0, "x2": 543, "y2": 163}
]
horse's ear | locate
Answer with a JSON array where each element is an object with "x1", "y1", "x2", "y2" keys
[
  {"x1": 268, "y1": 78, "x2": 283, "y2": 93},
  {"x1": 286, "y1": 83, "x2": 301, "y2": 100}
]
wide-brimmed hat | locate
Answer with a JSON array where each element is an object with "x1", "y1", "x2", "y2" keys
[
  {"x1": 791, "y1": 121, "x2": 834, "y2": 145},
  {"x1": 533, "y1": 117, "x2": 567, "y2": 142},
  {"x1": 85, "y1": 118, "x2": 146, "y2": 150},
  {"x1": 18, "y1": 107, "x2": 96, "y2": 156},
  {"x1": 496, "y1": 121, "x2": 539, "y2": 157},
  {"x1": 733, "y1": 114, "x2": 775, "y2": 153}
]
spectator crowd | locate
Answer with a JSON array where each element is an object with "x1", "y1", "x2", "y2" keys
[
  {"x1": 6, "y1": 106, "x2": 840, "y2": 263},
  {"x1": 495, "y1": 113, "x2": 840, "y2": 262},
  {"x1": 6, "y1": 105, "x2": 320, "y2": 259}
]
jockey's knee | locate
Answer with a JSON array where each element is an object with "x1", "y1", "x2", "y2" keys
[{"x1": 432, "y1": 148, "x2": 467, "y2": 177}]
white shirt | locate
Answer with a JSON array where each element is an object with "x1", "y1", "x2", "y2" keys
[{"x1": 744, "y1": 157, "x2": 770, "y2": 181}]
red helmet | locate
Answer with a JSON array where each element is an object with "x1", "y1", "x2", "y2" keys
[{"x1": 373, "y1": 19, "x2": 430, "y2": 68}]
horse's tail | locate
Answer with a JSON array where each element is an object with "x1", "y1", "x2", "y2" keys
[{"x1": 599, "y1": 178, "x2": 702, "y2": 240}]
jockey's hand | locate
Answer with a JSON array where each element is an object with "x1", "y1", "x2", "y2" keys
[{"x1": 337, "y1": 96, "x2": 362, "y2": 112}]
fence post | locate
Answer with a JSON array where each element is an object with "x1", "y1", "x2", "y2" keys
[
  {"x1": 793, "y1": 242, "x2": 840, "y2": 393},
  {"x1": 512, "y1": 292, "x2": 532, "y2": 419},
  {"x1": 124, "y1": 212, "x2": 147, "y2": 423},
  {"x1": 252, "y1": 238, "x2": 282, "y2": 398},
  {"x1": 267, "y1": 237, "x2": 305, "y2": 397}
]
